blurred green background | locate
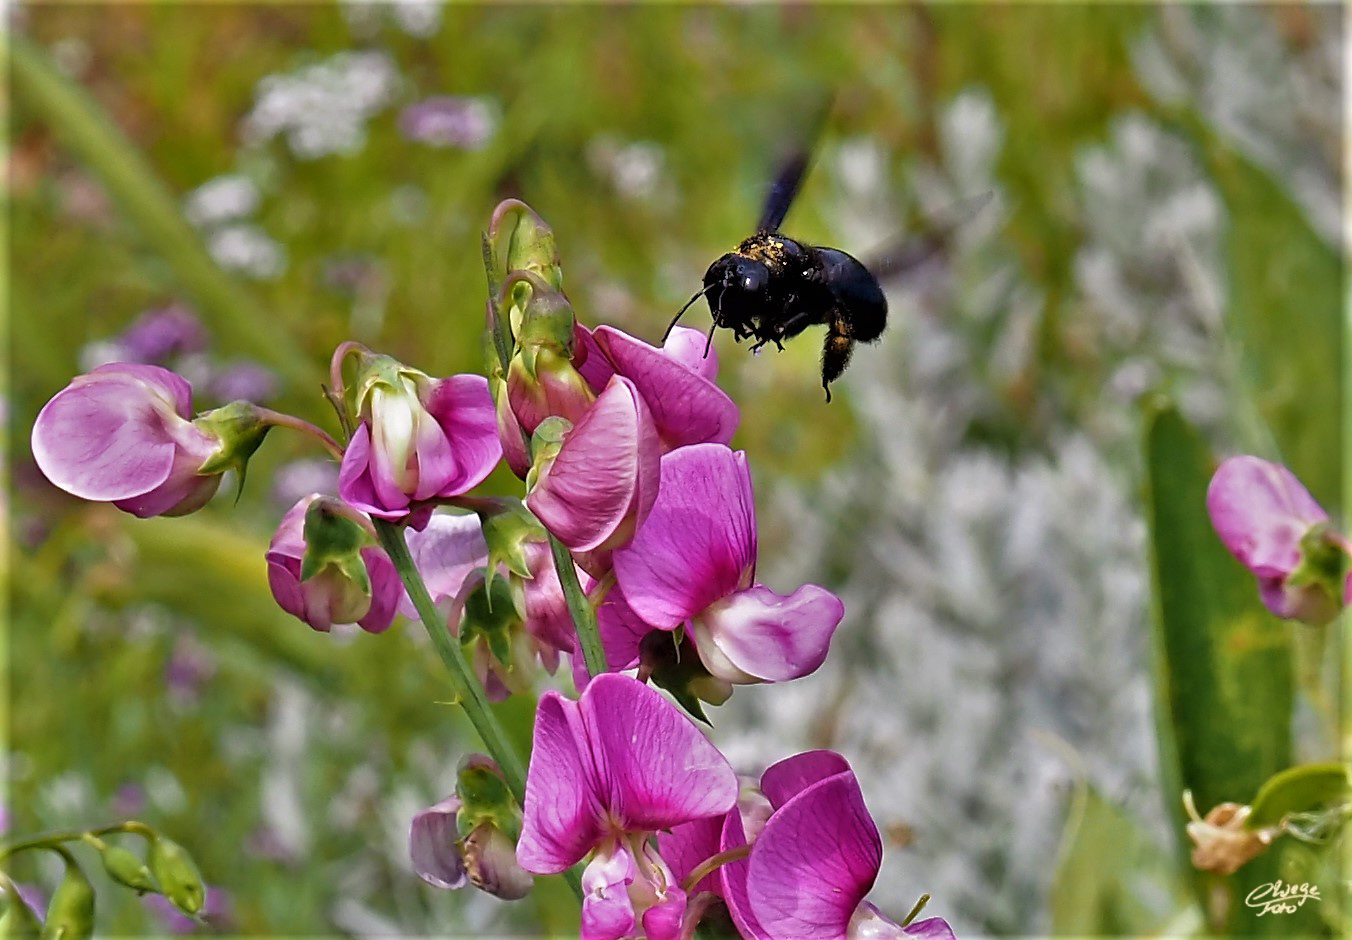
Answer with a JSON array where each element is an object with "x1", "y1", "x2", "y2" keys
[{"x1": 6, "y1": 4, "x2": 1344, "y2": 936}]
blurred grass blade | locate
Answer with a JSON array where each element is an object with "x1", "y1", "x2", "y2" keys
[
  {"x1": 1143, "y1": 400, "x2": 1312, "y2": 935},
  {"x1": 8, "y1": 36, "x2": 318, "y2": 392},
  {"x1": 1049, "y1": 784, "x2": 1192, "y2": 935}
]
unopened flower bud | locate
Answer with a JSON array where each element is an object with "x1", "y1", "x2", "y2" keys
[
  {"x1": 90, "y1": 840, "x2": 157, "y2": 893},
  {"x1": 409, "y1": 796, "x2": 468, "y2": 890},
  {"x1": 1183, "y1": 792, "x2": 1277, "y2": 875},
  {"x1": 338, "y1": 353, "x2": 500, "y2": 521},
  {"x1": 1207, "y1": 456, "x2": 1351, "y2": 626},
  {"x1": 266, "y1": 495, "x2": 403, "y2": 634},
  {"x1": 463, "y1": 822, "x2": 532, "y2": 900},
  {"x1": 1, "y1": 881, "x2": 43, "y2": 938},
  {"x1": 147, "y1": 837, "x2": 204, "y2": 916},
  {"x1": 191, "y1": 400, "x2": 273, "y2": 492},
  {"x1": 41, "y1": 861, "x2": 95, "y2": 940},
  {"x1": 489, "y1": 199, "x2": 561, "y2": 290}
]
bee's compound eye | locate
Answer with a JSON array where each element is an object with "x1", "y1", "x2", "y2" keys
[{"x1": 737, "y1": 263, "x2": 767, "y2": 293}]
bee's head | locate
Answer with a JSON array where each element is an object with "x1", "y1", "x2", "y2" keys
[{"x1": 725, "y1": 256, "x2": 769, "y2": 294}]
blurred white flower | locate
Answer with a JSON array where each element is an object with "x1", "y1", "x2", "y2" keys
[
  {"x1": 184, "y1": 174, "x2": 260, "y2": 227},
  {"x1": 207, "y1": 223, "x2": 286, "y2": 279},
  {"x1": 243, "y1": 51, "x2": 400, "y2": 159}
]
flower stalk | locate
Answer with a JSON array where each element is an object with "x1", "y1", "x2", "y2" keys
[{"x1": 374, "y1": 519, "x2": 528, "y2": 801}]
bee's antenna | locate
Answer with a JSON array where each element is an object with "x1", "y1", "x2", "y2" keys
[{"x1": 662, "y1": 284, "x2": 714, "y2": 343}]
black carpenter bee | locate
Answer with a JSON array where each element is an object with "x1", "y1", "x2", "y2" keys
[{"x1": 665, "y1": 147, "x2": 988, "y2": 402}]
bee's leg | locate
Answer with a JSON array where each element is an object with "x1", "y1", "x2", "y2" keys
[{"x1": 820, "y1": 314, "x2": 855, "y2": 403}]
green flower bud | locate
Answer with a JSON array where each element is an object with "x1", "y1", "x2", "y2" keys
[
  {"x1": 489, "y1": 199, "x2": 562, "y2": 290},
  {"x1": 40, "y1": 862, "x2": 94, "y2": 940},
  {"x1": 1, "y1": 884, "x2": 43, "y2": 939},
  {"x1": 298, "y1": 497, "x2": 376, "y2": 624},
  {"x1": 94, "y1": 843, "x2": 157, "y2": 894},
  {"x1": 147, "y1": 837, "x2": 204, "y2": 916}
]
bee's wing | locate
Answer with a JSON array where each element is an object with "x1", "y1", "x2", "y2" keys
[
  {"x1": 865, "y1": 190, "x2": 994, "y2": 281},
  {"x1": 755, "y1": 96, "x2": 836, "y2": 234},
  {"x1": 756, "y1": 150, "x2": 813, "y2": 235}
]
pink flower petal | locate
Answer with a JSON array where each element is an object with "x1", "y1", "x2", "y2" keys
[
  {"x1": 400, "y1": 512, "x2": 488, "y2": 615},
  {"x1": 746, "y1": 772, "x2": 882, "y2": 940},
  {"x1": 1207, "y1": 456, "x2": 1328, "y2": 580},
  {"x1": 338, "y1": 425, "x2": 408, "y2": 519},
  {"x1": 659, "y1": 814, "x2": 726, "y2": 899},
  {"x1": 425, "y1": 374, "x2": 503, "y2": 495},
  {"x1": 719, "y1": 810, "x2": 767, "y2": 940},
  {"x1": 693, "y1": 584, "x2": 843, "y2": 683},
  {"x1": 408, "y1": 795, "x2": 468, "y2": 889},
  {"x1": 592, "y1": 326, "x2": 738, "y2": 448},
  {"x1": 517, "y1": 691, "x2": 606, "y2": 874},
  {"x1": 661, "y1": 325, "x2": 720, "y2": 383},
  {"x1": 357, "y1": 546, "x2": 403, "y2": 633},
  {"x1": 759, "y1": 751, "x2": 853, "y2": 811},
  {"x1": 525, "y1": 377, "x2": 661, "y2": 552},
  {"x1": 581, "y1": 845, "x2": 637, "y2": 940},
  {"x1": 614, "y1": 444, "x2": 756, "y2": 627},
  {"x1": 573, "y1": 322, "x2": 616, "y2": 391},
  {"x1": 32, "y1": 365, "x2": 203, "y2": 501},
  {"x1": 582, "y1": 674, "x2": 738, "y2": 831}
]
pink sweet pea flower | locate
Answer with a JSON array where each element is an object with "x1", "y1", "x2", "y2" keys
[
  {"x1": 583, "y1": 326, "x2": 739, "y2": 450},
  {"x1": 32, "y1": 363, "x2": 225, "y2": 517},
  {"x1": 525, "y1": 376, "x2": 661, "y2": 554},
  {"x1": 1206, "y1": 456, "x2": 1351, "y2": 625},
  {"x1": 612, "y1": 443, "x2": 844, "y2": 684},
  {"x1": 517, "y1": 674, "x2": 738, "y2": 940},
  {"x1": 338, "y1": 363, "x2": 501, "y2": 522},
  {"x1": 266, "y1": 494, "x2": 404, "y2": 634},
  {"x1": 703, "y1": 751, "x2": 954, "y2": 940}
]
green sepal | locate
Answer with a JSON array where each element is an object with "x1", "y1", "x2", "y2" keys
[
  {"x1": 456, "y1": 754, "x2": 519, "y2": 834},
  {"x1": 524, "y1": 416, "x2": 570, "y2": 489},
  {"x1": 1247, "y1": 762, "x2": 1351, "y2": 830},
  {"x1": 39, "y1": 861, "x2": 94, "y2": 940},
  {"x1": 192, "y1": 401, "x2": 272, "y2": 501},
  {"x1": 146, "y1": 837, "x2": 204, "y2": 916},
  {"x1": 479, "y1": 501, "x2": 547, "y2": 590},
  {"x1": 348, "y1": 353, "x2": 431, "y2": 420},
  {"x1": 1283, "y1": 524, "x2": 1348, "y2": 626},
  {"x1": 643, "y1": 629, "x2": 729, "y2": 727},
  {"x1": 460, "y1": 575, "x2": 521, "y2": 668},
  {"x1": 299, "y1": 499, "x2": 373, "y2": 588}
]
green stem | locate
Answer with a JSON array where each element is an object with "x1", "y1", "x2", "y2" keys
[
  {"x1": 550, "y1": 535, "x2": 606, "y2": 677},
  {"x1": 9, "y1": 36, "x2": 319, "y2": 393},
  {"x1": 374, "y1": 520, "x2": 583, "y2": 901},
  {"x1": 375, "y1": 520, "x2": 528, "y2": 799}
]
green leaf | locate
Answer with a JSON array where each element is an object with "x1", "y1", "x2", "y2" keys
[
  {"x1": 1248, "y1": 762, "x2": 1351, "y2": 831},
  {"x1": 1049, "y1": 785, "x2": 1191, "y2": 935},
  {"x1": 1143, "y1": 400, "x2": 1306, "y2": 936},
  {"x1": 1171, "y1": 114, "x2": 1342, "y2": 511}
]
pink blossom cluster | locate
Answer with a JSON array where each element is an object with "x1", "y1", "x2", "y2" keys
[{"x1": 26, "y1": 201, "x2": 959, "y2": 938}]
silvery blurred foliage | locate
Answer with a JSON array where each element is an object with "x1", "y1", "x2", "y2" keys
[
  {"x1": 206, "y1": 224, "x2": 287, "y2": 280},
  {"x1": 1133, "y1": 4, "x2": 1341, "y2": 243},
  {"x1": 730, "y1": 12, "x2": 1337, "y2": 935},
  {"x1": 183, "y1": 175, "x2": 260, "y2": 228},
  {"x1": 340, "y1": 0, "x2": 446, "y2": 40},
  {"x1": 587, "y1": 136, "x2": 672, "y2": 205},
  {"x1": 242, "y1": 51, "x2": 401, "y2": 159}
]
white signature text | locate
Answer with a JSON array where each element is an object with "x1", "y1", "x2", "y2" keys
[{"x1": 1244, "y1": 880, "x2": 1321, "y2": 916}]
